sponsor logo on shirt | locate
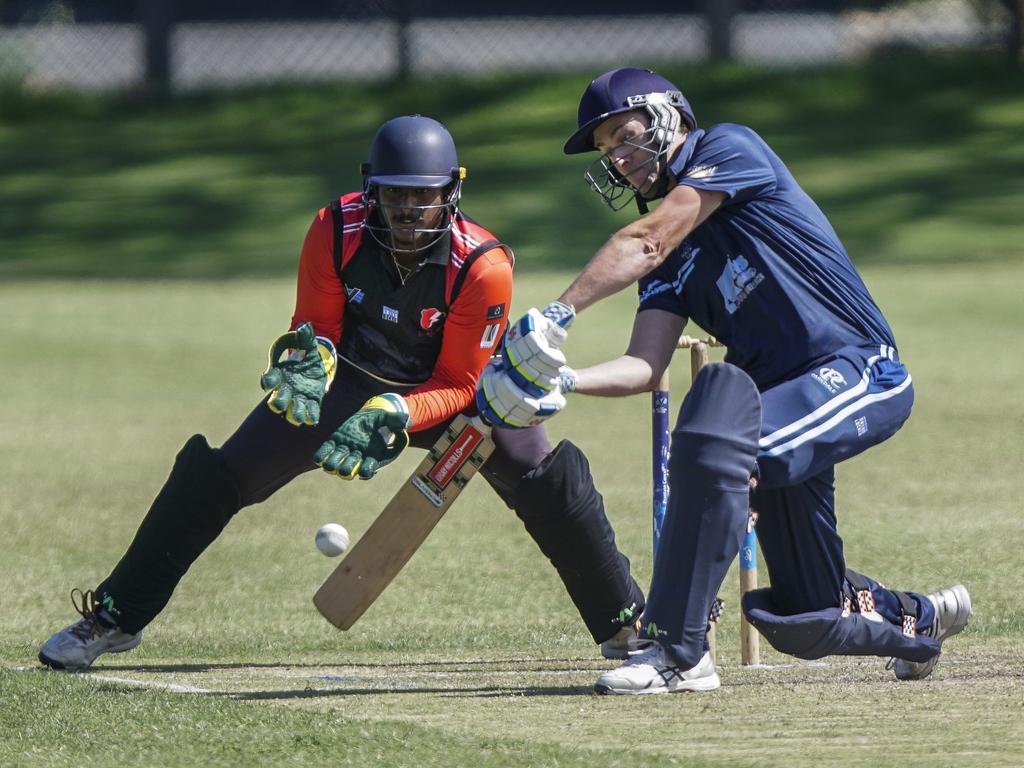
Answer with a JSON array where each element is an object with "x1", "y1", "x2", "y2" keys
[
  {"x1": 639, "y1": 278, "x2": 671, "y2": 304},
  {"x1": 854, "y1": 416, "x2": 868, "y2": 436},
  {"x1": 486, "y1": 303, "x2": 506, "y2": 320},
  {"x1": 382, "y1": 305, "x2": 399, "y2": 323},
  {"x1": 715, "y1": 255, "x2": 764, "y2": 314},
  {"x1": 685, "y1": 164, "x2": 718, "y2": 180},
  {"x1": 479, "y1": 323, "x2": 501, "y2": 349},
  {"x1": 812, "y1": 367, "x2": 848, "y2": 394},
  {"x1": 639, "y1": 245, "x2": 699, "y2": 304},
  {"x1": 420, "y1": 308, "x2": 445, "y2": 330},
  {"x1": 345, "y1": 286, "x2": 365, "y2": 304}
]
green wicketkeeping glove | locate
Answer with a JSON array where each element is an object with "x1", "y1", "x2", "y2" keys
[
  {"x1": 261, "y1": 322, "x2": 337, "y2": 426},
  {"x1": 313, "y1": 394, "x2": 412, "y2": 480}
]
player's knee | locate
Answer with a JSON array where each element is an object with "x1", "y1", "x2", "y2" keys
[
  {"x1": 515, "y1": 439, "x2": 598, "y2": 524},
  {"x1": 166, "y1": 434, "x2": 241, "y2": 529},
  {"x1": 671, "y1": 363, "x2": 761, "y2": 484}
]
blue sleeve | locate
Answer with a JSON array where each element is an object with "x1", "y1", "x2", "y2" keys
[{"x1": 674, "y1": 124, "x2": 777, "y2": 206}]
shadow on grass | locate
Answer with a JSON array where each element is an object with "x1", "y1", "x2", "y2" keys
[
  {"x1": 230, "y1": 683, "x2": 593, "y2": 700},
  {"x1": 101, "y1": 656, "x2": 612, "y2": 674},
  {"x1": 2, "y1": 52, "x2": 1022, "y2": 279}
]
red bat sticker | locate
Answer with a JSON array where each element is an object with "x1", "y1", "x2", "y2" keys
[{"x1": 427, "y1": 426, "x2": 485, "y2": 490}]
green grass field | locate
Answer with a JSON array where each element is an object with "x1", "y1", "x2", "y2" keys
[
  {"x1": 2, "y1": 264, "x2": 1023, "y2": 767},
  {"x1": 2, "y1": 53, "x2": 1024, "y2": 766}
]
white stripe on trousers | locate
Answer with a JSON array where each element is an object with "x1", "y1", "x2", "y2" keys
[{"x1": 759, "y1": 344, "x2": 902, "y2": 454}]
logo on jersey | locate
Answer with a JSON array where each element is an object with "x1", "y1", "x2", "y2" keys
[
  {"x1": 716, "y1": 255, "x2": 764, "y2": 314},
  {"x1": 345, "y1": 286, "x2": 365, "y2": 304},
  {"x1": 382, "y1": 305, "x2": 399, "y2": 323},
  {"x1": 479, "y1": 323, "x2": 501, "y2": 349},
  {"x1": 486, "y1": 303, "x2": 506, "y2": 320},
  {"x1": 685, "y1": 164, "x2": 718, "y2": 180},
  {"x1": 854, "y1": 416, "x2": 868, "y2": 436},
  {"x1": 639, "y1": 246, "x2": 699, "y2": 304},
  {"x1": 812, "y1": 367, "x2": 848, "y2": 394},
  {"x1": 420, "y1": 308, "x2": 445, "y2": 331}
]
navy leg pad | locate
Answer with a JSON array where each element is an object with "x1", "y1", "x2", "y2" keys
[
  {"x1": 644, "y1": 364, "x2": 762, "y2": 669},
  {"x1": 742, "y1": 588, "x2": 940, "y2": 662}
]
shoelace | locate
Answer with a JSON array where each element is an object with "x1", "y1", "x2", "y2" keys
[{"x1": 67, "y1": 588, "x2": 105, "y2": 642}]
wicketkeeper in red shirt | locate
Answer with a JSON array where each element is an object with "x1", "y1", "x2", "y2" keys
[{"x1": 39, "y1": 115, "x2": 645, "y2": 670}]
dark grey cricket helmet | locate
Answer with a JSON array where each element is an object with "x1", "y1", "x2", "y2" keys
[{"x1": 361, "y1": 115, "x2": 466, "y2": 252}]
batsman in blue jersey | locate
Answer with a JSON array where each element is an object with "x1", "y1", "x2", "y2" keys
[{"x1": 477, "y1": 67, "x2": 972, "y2": 694}]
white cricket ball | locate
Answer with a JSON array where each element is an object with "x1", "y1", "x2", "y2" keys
[{"x1": 315, "y1": 523, "x2": 350, "y2": 557}]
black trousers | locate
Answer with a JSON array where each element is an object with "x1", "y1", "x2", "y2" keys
[{"x1": 99, "y1": 362, "x2": 643, "y2": 641}]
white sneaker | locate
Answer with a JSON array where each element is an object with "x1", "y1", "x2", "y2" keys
[
  {"x1": 595, "y1": 645, "x2": 720, "y2": 695},
  {"x1": 600, "y1": 621, "x2": 653, "y2": 660},
  {"x1": 39, "y1": 589, "x2": 142, "y2": 670},
  {"x1": 891, "y1": 584, "x2": 972, "y2": 681}
]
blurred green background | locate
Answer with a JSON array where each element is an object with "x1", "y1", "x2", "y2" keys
[{"x1": 3, "y1": 52, "x2": 1022, "y2": 279}]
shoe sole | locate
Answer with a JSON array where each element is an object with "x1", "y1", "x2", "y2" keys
[
  {"x1": 935, "y1": 584, "x2": 972, "y2": 641},
  {"x1": 38, "y1": 636, "x2": 142, "y2": 671}
]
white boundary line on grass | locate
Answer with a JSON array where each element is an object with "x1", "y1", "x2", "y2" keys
[
  {"x1": 87, "y1": 673, "x2": 214, "y2": 694},
  {"x1": 14, "y1": 667, "x2": 212, "y2": 694}
]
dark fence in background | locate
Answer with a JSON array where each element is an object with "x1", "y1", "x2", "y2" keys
[{"x1": 1, "y1": 0, "x2": 1020, "y2": 93}]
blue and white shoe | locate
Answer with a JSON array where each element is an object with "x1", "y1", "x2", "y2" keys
[
  {"x1": 39, "y1": 589, "x2": 142, "y2": 670},
  {"x1": 890, "y1": 584, "x2": 972, "y2": 681},
  {"x1": 595, "y1": 646, "x2": 720, "y2": 695}
]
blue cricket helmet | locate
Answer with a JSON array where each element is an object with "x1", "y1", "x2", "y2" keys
[
  {"x1": 363, "y1": 115, "x2": 463, "y2": 188},
  {"x1": 563, "y1": 67, "x2": 696, "y2": 155}
]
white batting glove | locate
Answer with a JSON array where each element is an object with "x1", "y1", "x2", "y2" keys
[
  {"x1": 501, "y1": 303, "x2": 575, "y2": 396},
  {"x1": 475, "y1": 361, "x2": 567, "y2": 429}
]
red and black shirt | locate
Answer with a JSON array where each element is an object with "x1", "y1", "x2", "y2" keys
[{"x1": 290, "y1": 192, "x2": 513, "y2": 431}]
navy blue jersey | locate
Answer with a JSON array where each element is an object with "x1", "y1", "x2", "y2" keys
[{"x1": 638, "y1": 123, "x2": 895, "y2": 389}]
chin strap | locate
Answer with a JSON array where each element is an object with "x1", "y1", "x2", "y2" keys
[{"x1": 635, "y1": 170, "x2": 673, "y2": 215}]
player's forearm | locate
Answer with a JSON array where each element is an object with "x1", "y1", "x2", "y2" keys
[
  {"x1": 559, "y1": 229, "x2": 665, "y2": 312},
  {"x1": 572, "y1": 355, "x2": 659, "y2": 397},
  {"x1": 405, "y1": 381, "x2": 475, "y2": 431}
]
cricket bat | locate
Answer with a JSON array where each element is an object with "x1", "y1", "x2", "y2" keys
[{"x1": 313, "y1": 413, "x2": 495, "y2": 629}]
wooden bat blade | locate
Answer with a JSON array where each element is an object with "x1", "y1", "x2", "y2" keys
[{"x1": 313, "y1": 414, "x2": 494, "y2": 630}]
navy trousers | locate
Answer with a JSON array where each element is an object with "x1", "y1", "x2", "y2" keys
[{"x1": 648, "y1": 343, "x2": 934, "y2": 665}]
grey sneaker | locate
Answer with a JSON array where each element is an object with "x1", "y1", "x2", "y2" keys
[
  {"x1": 39, "y1": 589, "x2": 142, "y2": 670},
  {"x1": 595, "y1": 646, "x2": 720, "y2": 695},
  {"x1": 600, "y1": 621, "x2": 653, "y2": 660},
  {"x1": 891, "y1": 584, "x2": 972, "y2": 681}
]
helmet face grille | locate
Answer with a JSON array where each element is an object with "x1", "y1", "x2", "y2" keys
[
  {"x1": 583, "y1": 96, "x2": 681, "y2": 211},
  {"x1": 362, "y1": 180, "x2": 462, "y2": 254}
]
